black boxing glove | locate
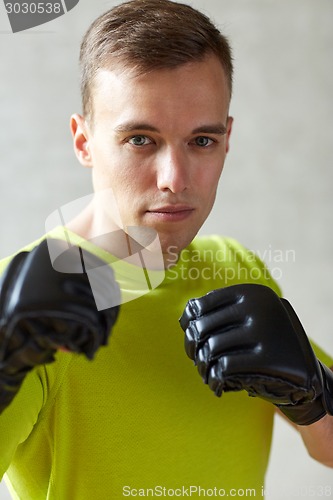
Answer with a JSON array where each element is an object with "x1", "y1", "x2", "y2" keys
[
  {"x1": 0, "y1": 238, "x2": 120, "y2": 414},
  {"x1": 179, "y1": 284, "x2": 333, "y2": 426}
]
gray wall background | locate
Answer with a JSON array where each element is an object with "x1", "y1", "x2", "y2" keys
[{"x1": 0, "y1": 0, "x2": 332, "y2": 498}]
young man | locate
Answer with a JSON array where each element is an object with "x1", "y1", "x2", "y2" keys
[{"x1": 0, "y1": 0, "x2": 332, "y2": 498}]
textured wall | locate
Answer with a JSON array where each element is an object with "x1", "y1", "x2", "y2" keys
[{"x1": 0, "y1": 0, "x2": 332, "y2": 498}]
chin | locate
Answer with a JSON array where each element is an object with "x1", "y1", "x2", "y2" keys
[{"x1": 159, "y1": 231, "x2": 198, "y2": 258}]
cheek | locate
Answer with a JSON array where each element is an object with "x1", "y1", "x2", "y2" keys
[
  {"x1": 114, "y1": 162, "x2": 156, "y2": 200},
  {"x1": 90, "y1": 145, "x2": 127, "y2": 188},
  {"x1": 200, "y1": 163, "x2": 224, "y2": 193}
]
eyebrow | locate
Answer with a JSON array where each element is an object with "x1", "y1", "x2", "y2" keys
[
  {"x1": 192, "y1": 124, "x2": 227, "y2": 135},
  {"x1": 114, "y1": 122, "x2": 159, "y2": 134},
  {"x1": 114, "y1": 121, "x2": 227, "y2": 135}
]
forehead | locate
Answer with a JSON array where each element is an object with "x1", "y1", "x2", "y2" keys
[{"x1": 91, "y1": 55, "x2": 230, "y2": 127}]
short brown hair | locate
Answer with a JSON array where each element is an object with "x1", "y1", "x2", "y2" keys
[{"x1": 80, "y1": 0, "x2": 233, "y2": 120}]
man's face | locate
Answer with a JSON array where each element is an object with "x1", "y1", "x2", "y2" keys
[{"x1": 71, "y1": 55, "x2": 232, "y2": 262}]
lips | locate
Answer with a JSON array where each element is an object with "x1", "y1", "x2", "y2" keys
[
  {"x1": 149, "y1": 205, "x2": 193, "y2": 213},
  {"x1": 146, "y1": 205, "x2": 194, "y2": 222}
]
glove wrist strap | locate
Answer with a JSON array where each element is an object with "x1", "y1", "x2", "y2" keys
[{"x1": 278, "y1": 361, "x2": 333, "y2": 426}]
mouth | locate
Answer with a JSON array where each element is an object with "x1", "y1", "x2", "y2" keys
[{"x1": 146, "y1": 205, "x2": 195, "y2": 222}]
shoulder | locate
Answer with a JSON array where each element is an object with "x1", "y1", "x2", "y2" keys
[
  {"x1": 0, "y1": 226, "x2": 88, "y2": 277},
  {"x1": 0, "y1": 236, "x2": 46, "y2": 276}
]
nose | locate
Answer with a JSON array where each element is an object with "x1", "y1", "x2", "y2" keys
[{"x1": 156, "y1": 146, "x2": 189, "y2": 193}]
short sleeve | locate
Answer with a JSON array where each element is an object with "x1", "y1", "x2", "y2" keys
[
  {"x1": 0, "y1": 370, "x2": 44, "y2": 479},
  {"x1": 310, "y1": 340, "x2": 333, "y2": 369}
]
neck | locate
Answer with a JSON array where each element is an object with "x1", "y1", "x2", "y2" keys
[{"x1": 66, "y1": 201, "x2": 167, "y2": 270}]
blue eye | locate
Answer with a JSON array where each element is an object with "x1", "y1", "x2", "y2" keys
[
  {"x1": 194, "y1": 136, "x2": 214, "y2": 147},
  {"x1": 128, "y1": 135, "x2": 152, "y2": 146}
]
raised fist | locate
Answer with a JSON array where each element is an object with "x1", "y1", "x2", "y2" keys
[
  {"x1": 0, "y1": 238, "x2": 120, "y2": 413},
  {"x1": 180, "y1": 284, "x2": 333, "y2": 425}
]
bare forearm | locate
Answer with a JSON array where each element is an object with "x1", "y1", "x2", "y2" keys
[
  {"x1": 298, "y1": 413, "x2": 333, "y2": 467},
  {"x1": 297, "y1": 366, "x2": 333, "y2": 467}
]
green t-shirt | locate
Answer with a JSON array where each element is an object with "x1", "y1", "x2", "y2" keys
[{"x1": 0, "y1": 228, "x2": 332, "y2": 499}]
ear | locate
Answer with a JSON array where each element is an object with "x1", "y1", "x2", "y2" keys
[
  {"x1": 225, "y1": 116, "x2": 233, "y2": 154},
  {"x1": 70, "y1": 114, "x2": 93, "y2": 167}
]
